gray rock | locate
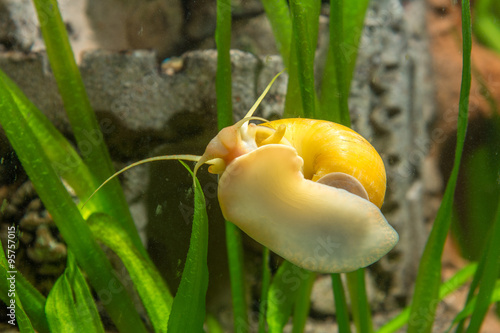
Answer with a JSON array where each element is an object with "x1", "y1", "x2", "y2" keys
[
  {"x1": 310, "y1": 275, "x2": 336, "y2": 316},
  {"x1": 0, "y1": 49, "x2": 286, "y2": 149},
  {"x1": 0, "y1": 0, "x2": 38, "y2": 51},
  {"x1": 86, "y1": 0, "x2": 184, "y2": 59}
]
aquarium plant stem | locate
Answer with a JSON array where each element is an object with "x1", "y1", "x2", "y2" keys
[
  {"x1": 216, "y1": 0, "x2": 249, "y2": 330},
  {"x1": 31, "y1": 0, "x2": 144, "y2": 255},
  {"x1": 407, "y1": 1, "x2": 471, "y2": 332}
]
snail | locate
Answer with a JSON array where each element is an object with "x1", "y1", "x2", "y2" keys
[{"x1": 84, "y1": 73, "x2": 398, "y2": 273}]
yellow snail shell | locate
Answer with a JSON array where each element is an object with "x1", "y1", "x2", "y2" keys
[{"x1": 195, "y1": 117, "x2": 398, "y2": 273}]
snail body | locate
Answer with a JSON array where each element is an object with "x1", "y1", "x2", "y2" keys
[{"x1": 195, "y1": 116, "x2": 398, "y2": 273}]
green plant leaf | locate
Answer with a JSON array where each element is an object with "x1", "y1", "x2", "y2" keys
[
  {"x1": 320, "y1": 0, "x2": 346, "y2": 124},
  {"x1": 342, "y1": 1, "x2": 371, "y2": 92},
  {"x1": 15, "y1": 301, "x2": 35, "y2": 333},
  {"x1": 289, "y1": 0, "x2": 321, "y2": 118},
  {"x1": 224, "y1": 220, "x2": 248, "y2": 329},
  {"x1": 259, "y1": 0, "x2": 304, "y2": 119},
  {"x1": 320, "y1": 0, "x2": 369, "y2": 125},
  {"x1": 283, "y1": 37, "x2": 304, "y2": 118},
  {"x1": 0, "y1": 238, "x2": 40, "y2": 332},
  {"x1": 452, "y1": 145, "x2": 500, "y2": 260},
  {"x1": 0, "y1": 267, "x2": 46, "y2": 333},
  {"x1": 216, "y1": 0, "x2": 233, "y2": 129},
  {"x1": 453, "y1": 116, "x2": 500, "y2": 333},
  {"x1": 465, "y1": 200, "x2": 500, "y2": 332},
  {"x1": 215, "y1": 0, "x2": 249, "y2": 329},
  {"x1": 0, "y1": 69, "x2": 119, "y2": 221},
  {"x1": 87, "y1": 212, "x2": 173, "y2": 332},
  {"x1": 407, "y1": 1, "x2": 471, "y2": 332},
  {"x1": 473, "y1": 0, "x2": 500, "y2": 53},
  {"x1": 321, "y1": 3, "x2": 372, "y2": 331},
  {"x1": 258, "y1": 248, "x2": 271, "y2": 333},
  {"x1": 167, "y1": 163, "x2": 209, "y2": 332},
  {"x1": 207, "y1": 313, "x2": 225, "y2": 333},
  {"x1": 267, "y1": 261, "x2": 311, "y2": 333},
  {"x1": 292, "y1": 271, "x2": 316, "y2": 333},
  {"x1": 347, "y1": 269, "x2": 373, "y2": 333},
  {"x1": 261, "y1": 0, "x2": 292, "y2": 68},
  {"x1": 377, "y1": 263, "x2": 477, "y2": 333},
  {"x1": 31, "y1": 0, "x2": 143, "y2": 255},
  {"x1": 31, "y1": 0, "x2": 113, "y2": 182},
  {"x1": 45, "y1": 252, "x2": 104, "y2": 333},
  {"x1": 0, "y1": 71, "x2": 147, "y2": 333},
  {"x1": 331, "y1": 273, "x2": 351, "y2": 333},
  {"x1": 447, "y1": 280, "x2": 500, "y2": 333},
  {"x1": 454, "y1": 255, "x2": 489, "y2": 333}
]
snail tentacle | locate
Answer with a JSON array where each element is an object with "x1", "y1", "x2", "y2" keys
[{"x1": 83, "y1": 154, "x2": 209, "y2": 208}]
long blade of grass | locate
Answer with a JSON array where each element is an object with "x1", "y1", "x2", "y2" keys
[
  {"x1": 0, "y1": 238, "x2": 40, "y2": 333},
  {"x1": 216, "y1": 0, "x2": 233, "y2": 128},
  {"x1": 0, "y1": 70, "x2": 92, "y2": 193},
  {"x1": 45, "y1": 252, "x2": 104, "y2": 333},
  {"x1": 320, "y1": 0, "x2": 370, "y2": 124},
  {"x1": 207, "y1": 313, "x2": 225, "y2": 333},
  {"x1": 31, "y1": 0, "x2": 143, "y2": 253},
  {"x1": 455, "y1": 212, "x2": 496, "y2": 332},
  {"x1": 0, "y1": 69, "x2": 123, "y2": 221},
  {"x1": 167, "y1": 164, "x2": 209, "y2": 332},
  {"x1": 377, "y1": 263, "x2": 477, "y2": 333},
  {"x1": 0, "y1": 77, "x2": 147, "y2": 333},
  {"x1": 87, "y1": 213, "x2": 173, "y2": 332},
  {"x1": 407, "y1": 2, "x2": 472, "y2": 331},
  {"x1": 320, "y1": 1, "x2": 368, "y2": 125},
  {"x1": 289, "y1": 0, "x2": 321, "y2": 118},
  {"x1": 448, "y1": 280, "x2": 500, "y2": 332},
  {"x1": 473, "y1": 0, "x2": 500, "y2": 53},
  {"x1": 346, "y1": 269, "x2": 373, "y2": 333},
  {"x1": 454, "y1": 261, "x2": 487, "y2": 333},
  {"x1": 216, "y1": 0, "x2": 249, "y2": 329},
  {"x1": 224, "y1": 221, "x2": 248, "y2": 329},
  {"x1": 267, "y1": 261, "x2": 309, "y2": 333},
  {"x1": 261, "y1": 0, "x2": 292, "y2": 68},
  {"x1": 259, "y1": 0, "x2": 299, "y2": 118},
  {"x1": 15, "y1": 302, "x2": 35, "y2": 333},
  {"x1": 0, "y1": 263, "x2": 47, "y2": 332},
  {"x1": 454, "y1": 255, "x2": 488, "y2": 333},
  {"x1": 465, "y1": 200, "x2": 500, "y2": 333},
  {"x1": 329, "y1": 2, "x2": 372, "y2": 327},
  {"x1": 320, "y1": 0, "x2": 347, "y2": 124},
  {"x1": 31, "y1": 0, "x2": 112, "y2": 182},
  {"x1": 258, "y1": 248, "x2": 272, "y2": 333},
  {"x1": 292, "y1": 272, "x2": 316, "y2": 333},
  {"x1": 283, "y1": 37, "x2": 304, "y2": 118},
  {"x1": 342, "y1": 1, "x2": 371, "y2": 91},
  {"x1": 321, "y1": 3, "x2": 372, "y2": 329},
  {"x1": 331, "y1": 273, "x2": 351, "y2": 333},
  {"x1": 454, "y1": 100, "x2": 500, "y2": 333},
  {"x1": 453, "y1": 146, "x2": 500, "y2": 259}
]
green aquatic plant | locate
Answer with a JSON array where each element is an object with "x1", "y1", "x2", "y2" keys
[
  {"x1": 1, "y1": 0, "x2": 498, "y2": 333},
  {"x1": 473, "y1": 0, "x2": 500, "y2": 53}
]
